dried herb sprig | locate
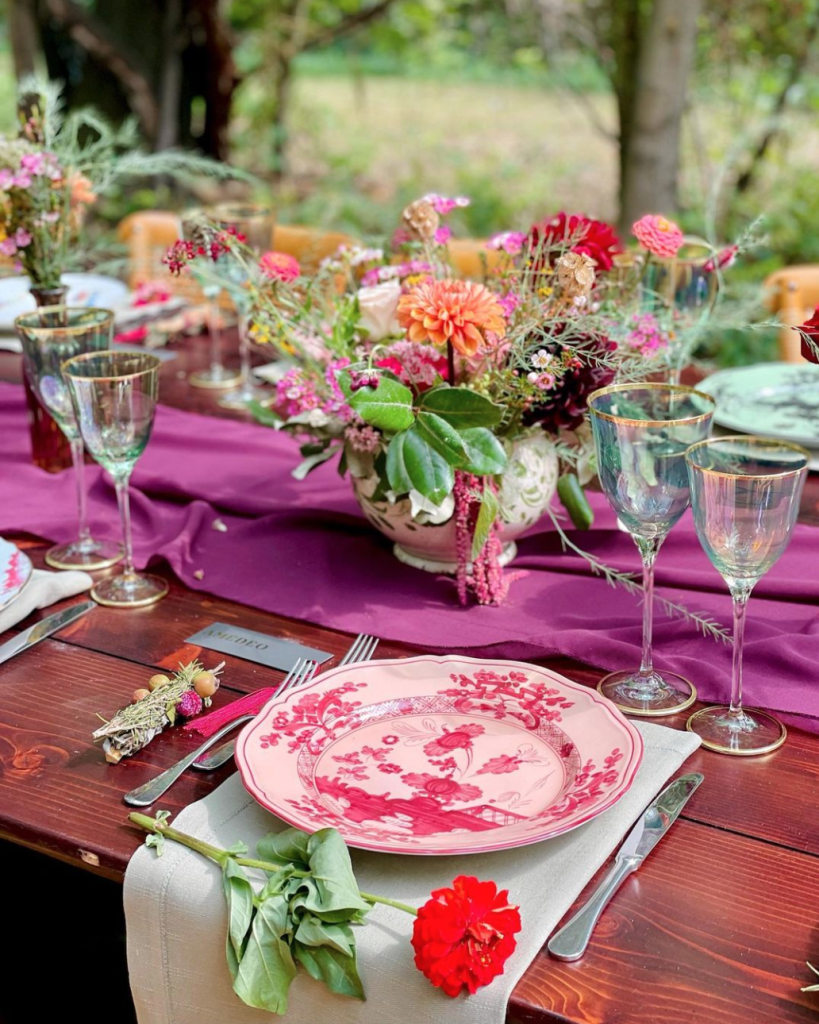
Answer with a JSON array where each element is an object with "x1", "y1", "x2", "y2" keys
[{"x1": 94, "y1": 659, "x2": 224, "y2": 762}]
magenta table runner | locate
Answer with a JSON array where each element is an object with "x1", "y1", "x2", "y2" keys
[{"x1": 1, "y1": 381, "x2": 817, "y2": 719}]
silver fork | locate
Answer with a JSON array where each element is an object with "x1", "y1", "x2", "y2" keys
[
  {"x1": 192, "y1": 632, "x2": 379, "y2": 772},
  {"x1": 123, "y1": 658, "x2": 318, "y2": 807}
]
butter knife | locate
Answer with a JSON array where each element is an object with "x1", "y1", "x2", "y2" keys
[
  {"x1": 547, "y1": 771, "x2": 703, "y2": 961},
  {"x1": 0, "y1": 600, "x2": 95, "y2": 665}
]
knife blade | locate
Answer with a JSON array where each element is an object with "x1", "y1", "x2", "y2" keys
[
  {"x1": 0, "y1": 600, "x2": 96, "y2": 665},
  {"x1": 547, "y1": 771, "x2": 703, "y2": 961}
]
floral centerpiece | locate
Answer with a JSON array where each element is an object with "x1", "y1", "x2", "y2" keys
[{"x1": 166, "y1": 198, "x2": 739, "y2": 608}]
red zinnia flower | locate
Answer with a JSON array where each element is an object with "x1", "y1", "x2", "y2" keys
[
  {"x1": 412, "y1": 875, "x2": 521, "y2": 997},
  {"x1": 799, "y1": 307, "x2": 819, "y2": 363},
  {"x1": 527, "y1": 212, "x2": 622, "y2": 272}
]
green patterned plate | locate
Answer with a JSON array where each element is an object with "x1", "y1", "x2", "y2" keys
[{"x1": 699, "y1": 362, "x2": 819, "y2": 448}]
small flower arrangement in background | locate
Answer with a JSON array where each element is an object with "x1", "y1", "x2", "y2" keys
[{"x1": 132, "y1": 810, "x2": 522, "y2": 1014}]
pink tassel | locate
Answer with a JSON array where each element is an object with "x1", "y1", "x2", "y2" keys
[{"x1": 183, "y1": 687, "x2": 277, "y2": 738}]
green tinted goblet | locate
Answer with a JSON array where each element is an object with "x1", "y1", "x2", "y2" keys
[
  {"x1": 685, "y1": 437, "x2": 807, "y2": 755},
  {"x1": 589, "y1": 382, "x2": 716, "y2": 715},
  {"x1": 15, "y1": 307, "x2": 123, "y2": 571},
  {"x1": 62, "y1": 351, "x2": 169, "y2": 608}
]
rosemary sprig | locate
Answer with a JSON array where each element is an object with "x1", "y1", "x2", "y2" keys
[{"x1": 546, "y1": 506, "x2": 731, "y2": 644}]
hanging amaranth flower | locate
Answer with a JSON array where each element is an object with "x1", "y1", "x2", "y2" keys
[{"x1": 411, "y1": 875, "x2": 522, "y2": 997}]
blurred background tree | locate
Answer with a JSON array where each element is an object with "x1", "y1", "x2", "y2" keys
[{"x1": 2, "y1": 0, "x2": 819, "y2": 338}]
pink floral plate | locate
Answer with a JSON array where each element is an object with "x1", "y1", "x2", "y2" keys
[
  {"x1": 0, "y1": 537, "x2": 33, "y2": 613},
  {"x1": 236, "y1": 655, "x2": 643, "y2": 856}
]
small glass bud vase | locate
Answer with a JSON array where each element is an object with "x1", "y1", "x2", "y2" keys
[{"x1": 24, "y1": 285, "x2": 72, "y2": 472}]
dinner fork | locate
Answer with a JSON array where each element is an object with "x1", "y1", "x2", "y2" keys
[
  {"x1": 123, "y1": 658, "x2": 318, "y2": 807},
  {"x1": 191, "y1": 632, "x2": 380, "y2": 772}
]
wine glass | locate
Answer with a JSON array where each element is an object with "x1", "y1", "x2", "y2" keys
[
  {"x1": 15, "y1": 307, "x2": 122, "y2": 571},
  {"x1": 589, "y1": 382, "x2": 716, "y2": 715},
  {"x1": 641, "y1": 244, "x2": 719, "y2": 385},
  {"x1": 685, "y1": 437, "x2": 807, "y2": 754},
  {"x1": 180, "y1": 209, "x2": 241, "y2": 391},
  {"x1": 206, "y1": 203, "x2": 275, "y2": 409},
  {"x1": 62, "y1": 351, "x2": 169, "y2": 608}
]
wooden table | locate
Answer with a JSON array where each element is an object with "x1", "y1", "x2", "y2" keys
[{"x1": 1, "y1": 335, "x2": 818, "y2": 1024}]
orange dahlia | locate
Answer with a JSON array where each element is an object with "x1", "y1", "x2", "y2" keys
[{"x1": 397, "y1": 279, "x2": 506, "y2": 357}]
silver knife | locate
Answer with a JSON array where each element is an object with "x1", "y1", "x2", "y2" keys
[
  {"x1": 0, "y1": 600, "x2": 96, "y2": 665},
  {"x1": 547, "y1": 771, "x2": 703, "y2": 961}
]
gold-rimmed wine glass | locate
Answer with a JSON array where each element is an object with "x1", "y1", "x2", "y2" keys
[
  {"x1": 206, "y1": 202, "x2": 275, "y2": 409},
  {"x1": 15, "y1": 306, "x2": 123, "y2": 571},
  {"x1": 685, "y1": 436, "x2": 808, "y2": 755},
  {"x1": 62, "y1": 351, "x2": 169, "y2": 608},
  {"x1": 589, "y1": 382, "x2": 716, "y2": 716}
]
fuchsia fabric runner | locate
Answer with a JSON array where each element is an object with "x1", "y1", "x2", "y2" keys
[{"x1": 1, "y1": 380, "x2": 818, "y2": 720}]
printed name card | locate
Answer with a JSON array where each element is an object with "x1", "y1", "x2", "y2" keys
[{"x1": 185, "y1": 622, "x2": 332, "y2": 672}]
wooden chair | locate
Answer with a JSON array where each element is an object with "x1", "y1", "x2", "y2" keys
[{"x1": 764, "y1": 265, "x2": 819, "y2": 362}]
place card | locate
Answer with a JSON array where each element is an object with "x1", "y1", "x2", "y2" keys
[{"x1": 186, "y1": 622, "x2": 332, "y2": 672}]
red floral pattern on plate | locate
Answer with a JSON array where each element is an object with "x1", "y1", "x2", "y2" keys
[
  {"x1": 237, "y1": 656, "x2": 643, "y2": 856},
  {"x1": 0, "y1": 540, "x2": 33, "y2": 612}
]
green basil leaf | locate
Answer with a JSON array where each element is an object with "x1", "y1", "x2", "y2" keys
[
  {"x1": 248, "y1": 401, "x2": 281, "y2": 428},
  {"x1": 304, "y1": 828, "x2": 370, "y2": 922},
  {"x1": 233, "y1": 895, "x2": 297, "y2": 1014},
  {"x1": 459, "y1": 427, "x2": 507, "y2": 475},
  {"x1": 291, "y1": 444, "x2": 341, "y2": 481},
  {"x1": 385, "y1": 429, "x2": 413, "y2": 494},
  {"x1": 294, "y1": 915, "x2": 355, "y2": 956},
  {"x1": 414, "y1": 410, "x2": 469, "y2": 467},
  {"x1": 293, "y1": 942, "x2": 365, "y2": 1000},
  {"x1": 402, "y1": 426, "x2": 455, "y2": 505},
  {"x1": 557, "y1": 473, "x2": 594, "y2": 530},
  {"x1": 222, "y1": 859, "x2": 254, "y2": 980},
  {"x1": 419, "y1": 384, "x2": 504, "y2": 427},
  {"x1": 472, "y1": 486, "x2": 500, "y2": 562},
  {"x1": 257, "y1": 828, "x2": 312, "y2": 871},
  {"x1": 348, "y1": 378, "x2": 414, "y2": 433}
]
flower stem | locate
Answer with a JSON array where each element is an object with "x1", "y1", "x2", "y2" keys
[{"x1": 128, "y1": 813, "x2": 417, "y2": 915}]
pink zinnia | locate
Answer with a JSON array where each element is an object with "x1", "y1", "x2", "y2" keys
[
  {"x1": 632, "y1": 215, "x2": 685, "y2": 258},
  {"x1": 259, "y1": 250, "x2": 300, "y2": 283}
]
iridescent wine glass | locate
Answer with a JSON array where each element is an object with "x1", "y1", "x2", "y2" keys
[
  {"x1": 685, "y1": 437, "x2": 807, "y2": 755},
  {"x1": 62, "y1": 351, "x2": 169, "y2": 608},
  {"x1": 207, "y1": 203, "x2": 275, "y2": 409},
  {"x1": 15, "y1": 307, "x2": 122, "y2": 571},
  {"x1": 641, "y1": 244, "x2": 719, "y2": 385},
  {"x1": 589, "y1": 382, "x2": 716, "y2": 715},
  {"x1": 181, "y1": 209, "x2": 241, "y2": 391}
]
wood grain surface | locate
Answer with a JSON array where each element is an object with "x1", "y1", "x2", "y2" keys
[{"x1": 2, "y1": 335, "x2": 818, "y2": 1024}]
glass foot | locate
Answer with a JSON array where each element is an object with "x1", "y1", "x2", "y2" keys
[
  {"x1": 686, "y1": 705, "x2": 786, "y2": 756},
  {"x1": 91, "y1": 572, "x2": 169, "y2": 608},
  {"x1": 218, "y1": 381, "x2": 268, "y2": 409},
  {"x1": 189, "y1": 366, "x2": 242, "y2": 389},
  {"x1": 45, "y1": 538, "x2": 123, "y2": 572},
  {"x1": 597, "y1": 669, "x2": 697, "y2": 717}
]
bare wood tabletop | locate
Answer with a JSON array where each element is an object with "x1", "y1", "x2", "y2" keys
[{"x1": 1, "y1": 334, "x2": 818, "y2": 1024}]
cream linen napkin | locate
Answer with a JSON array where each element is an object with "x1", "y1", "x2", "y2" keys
[
  {"x1": 0, "y1": 568, "x2": 93, "y2": 633},
  {"x1": 124, "y1": 722, "x2": 700, "y2": 1024}
]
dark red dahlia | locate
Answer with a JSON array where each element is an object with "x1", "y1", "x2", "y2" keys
[
  {"x1": 527, "y1": 212, "x2": 623, "y2": 272},
  {"x1": 800, "y1": 307, "x2": 819, "y2": 363},
  {"x1": 527, "y1": 336, "x2": 617, "y2": 433}
]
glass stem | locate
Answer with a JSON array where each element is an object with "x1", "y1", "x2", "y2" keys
[
  {"x1": 728, "y1": 584, "x2": 752, "y2": 716},
  {"x1": 114, "y1": 474, "x2": 136, "y2": 579},
  {"x1": 239, "y1": 316, "x2": 251, "y2": 393},
  {"x1": 635, "y1": 535, "x2": 662, "y2": 676},
  {"x1": 70, "y1": 436, "x2": 92, "y2": 545},
  {"x1": 208, "y1": 300, "x2": 223, "y2": 374}
]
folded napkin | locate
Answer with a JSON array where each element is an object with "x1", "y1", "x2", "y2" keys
[
  {"x1": 0, "y1": 567, "x2": 93, "y2": 634},
  {"x1": 124, "y1": 722, "x2": 700, "y2": 1024}
]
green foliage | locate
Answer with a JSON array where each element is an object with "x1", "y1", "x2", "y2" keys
[{"x1": 348, "y1": 378, "x2": 415, "y2": 432}]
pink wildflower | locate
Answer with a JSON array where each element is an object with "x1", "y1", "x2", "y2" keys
[
  {"x1": 423, "y1": 194, "x2": 470, "y2": 215},
  {"x1": 487, "y1": 231, "x2": 526, "y2": 256},
  {"x1": 527, "y1": 371, "x2": 556, "y2": 390},
  {"x1": 434, "y1": 225, "x2": 452, "y2": 245}
]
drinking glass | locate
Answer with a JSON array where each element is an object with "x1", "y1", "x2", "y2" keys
[
  {"x1": 181, "y1": 209, "x2": 241, "y2": 390},
  {"x1": 589, "y1": 383, "x2": 716, "y2": 715},
  {"x1": 15, "y1": 307, "x2": 122, "y2": 570},
  {"x1": 62, "y1": 351, "x2": 169, "y2": 608},
  {"x1": 685, "y1": 437, "x2": 807, "y2": 754},
  {"x1": 641, "y1": 245, "x2": 719, "y2": 385},
  {"x1": 206, "y1": 203, "x2": 275, "y2": 409}
]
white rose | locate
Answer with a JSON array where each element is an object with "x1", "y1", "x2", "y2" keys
[{"x1": 357, "y1": 280, "x2": 402, "y2": 341}]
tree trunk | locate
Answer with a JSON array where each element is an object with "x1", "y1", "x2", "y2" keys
[
  {"x1": 618, "y1": 0, "x2": 700, "y2": 231},
  {"x1": 7, "y1": 0, "x2": 39, "y2": 79}
]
